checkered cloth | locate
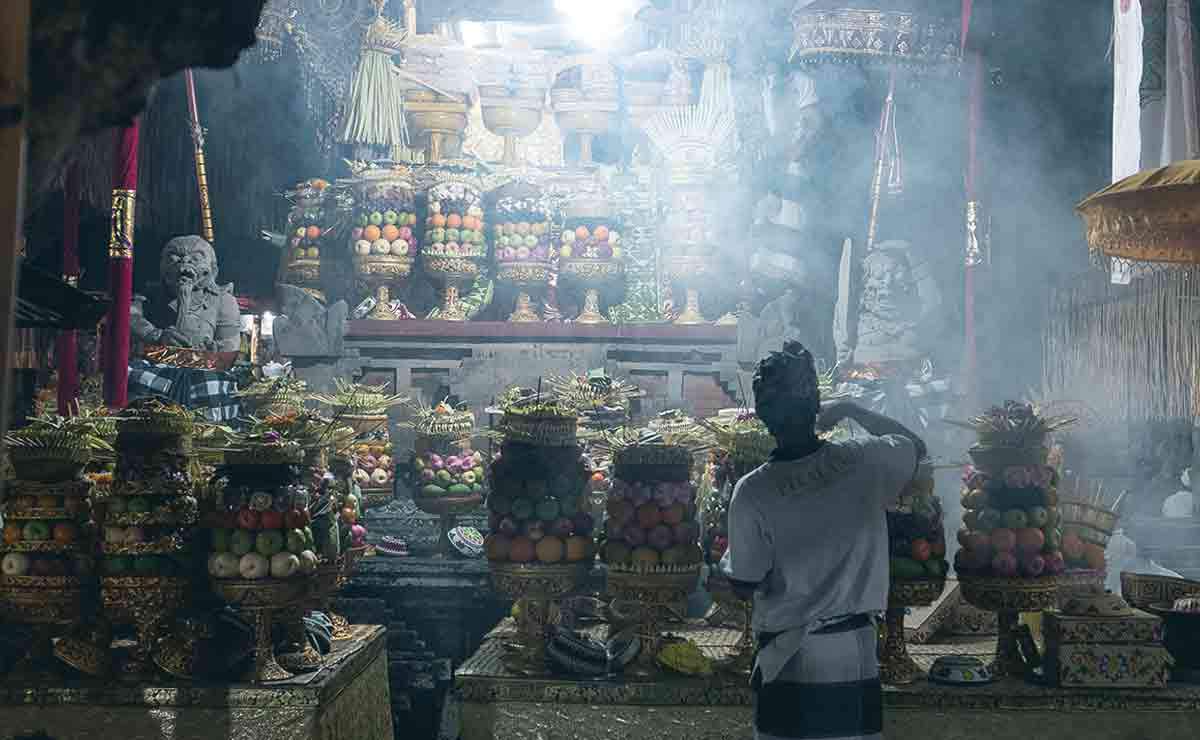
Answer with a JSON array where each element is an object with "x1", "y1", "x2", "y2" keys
[{"x1": 127, "y1": 359, "x2": 240, "y2": 422}]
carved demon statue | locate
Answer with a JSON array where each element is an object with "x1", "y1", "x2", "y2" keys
[{"x1": 131, "y1": 235, "x2": 241, "y2": 352}]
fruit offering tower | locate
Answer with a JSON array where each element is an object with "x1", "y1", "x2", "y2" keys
[
  {"x1": 350, "y1": 170, "x2": 419, "y2": 318},
  {"x1": 406, "y1": 401, "x2": 488, "y2": 556},
  {"x1": 205, "y1": 441, "x2": 322, "y2": 680},
  {"x1": 99, "y1": 401, "x2": 199, "y2": 676},
  {"x1": 889, "y1": 460, "x2": 949, "y2": 582},
  {"x1": 0, "y1": 424, "x2": 96, "y2": 675},
  {"x1": 699, "y1": 410, "x2": 774, "y2": 567},
  {"x1": 484, "y1": 397, "x2": 595, "y2": 566},
  {"x1": 423, "y1": 173, "x2": 488, "y2": 321},
  {"x1": 490, "y1": 180, "x2": 554, "y2": 322},
  {"x1": 279, "y1": 178, "x2": 333, "y2": 302}
]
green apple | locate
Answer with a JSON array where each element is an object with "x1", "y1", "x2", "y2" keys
[
  {"x1": 302, "y1": 527, "x2": 314, "y2": 548},
  {"x1": 369, "y1": 211, "x2": 384, "y2": 226},
  {"x1": 127, "y1": 497, "x2": 151, "y2": 514},
  {"x1": 212, "y1": 528, "x2": 231, "y2": 553},
  {"x1": 270, "y1": 552, "x2": 301, "y2": 578},
  {"x1": 256, "y1": 530, "x2": 285, "y2": 557},
  {"x1": 230, "y1": 529, "x2": 255, "y2": 556},
  {"x1": 383, "y1": 210, "x2": 399, "y2": 225},
  {"x1": 286, "y1": 529, "x2": 307, "y2": 555},
  {"x1": 22, "y1": 521, "x2": 50, "y2": 541}
]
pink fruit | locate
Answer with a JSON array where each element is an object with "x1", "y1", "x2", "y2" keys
[
  {"x1": 624, "y1": 526, "x2": 646, "y2": 547},
  {"x1": 430, "y1": 455, "x2": 445, "y2": 470},
  {"x1": 351, "y1": 227, "x2": 364, "y2": 240},
  {"x1": 1044, "y1": 551, "x2": 1066, "y2": 575},
  {"x1": 447, "y1": 456, "x2": 462, "y2": 469},
  {"x1": 398, "y1": 226, "x2": 412, "y2": 239},
  {"x1": 648, "y1": 525, "x2": 673, "y2": 551},
  {"x1": 1021, "y1": 554, "x2": 1046, "y2": 577},
  {"x1": 350, "y1": 524, "x2": 367, "y2": 546},
  {"x1": 421, "y1": 468, "x2": 435, "y2": 481},
  {"x1": 1015, "y1": 528, "x2": 1045, "y2": 555},
  {"x1": 990, "y1": 528, "x2": 1017, "y2": 553},
  {"x1": 991, "y1": 551, "x2": 1018, "y2": 577}
]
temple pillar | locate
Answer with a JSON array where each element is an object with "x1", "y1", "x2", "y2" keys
[{"x1": 104, "y1": 121, "x2": 139, "y2": 409}]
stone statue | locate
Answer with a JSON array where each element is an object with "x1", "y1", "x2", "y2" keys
[
  {"x1": 841, "y1": 240, "x2": 943, "y2": 367},
  {"x1": 273, "y1": 284, "x2": 349, "y2": 358},
  {"x1": 131, "y1": 235, "x2": 241, "y2": 352}
]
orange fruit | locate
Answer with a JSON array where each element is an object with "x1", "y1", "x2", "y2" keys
[
  {"x1": 1083, "y1": 543, "x2": 1106, "y2": 571},
  {"x1": 661, "y1": 503, "x2": 685, "y2": 525},
  {"x1": 381, "y1": 224, "x2": 400, "y2": 241},
  {"x1": 536, "y1": 536, "x2": 565, "y2": 563},
  {"x1": 594, "y1": 225, "x2": 610, "y2": 241},
  {"x1": 52, "y1": 522, "x2": 78, "y2": 545},
  {"x1": 306, "y1": 225, "x2": 321, "y2": 240},
  {"x1": 363, "y1": 224, "x2": 382, "y2": 242},
  {"x1": 431, "y1": 214, "x2": 447, "y2": 228},
  {"x1": 591, "y1": 471, "x2": 605, "y2": 482},
  {"x1": 3, "y1": 523, "x2": 21, "y2": 544},
  {"x1": 575, "y1": 226, "x2": 590, "y2": 241},
  {"x1": 565, "y1": 536, "x2": 592, "y2": 562},
  {"x1": 446, "y1": 213, "x2": 463, "y2": 228},
  {"x1": 509, "y1": 536, "x2": 535, "y2": 563}
]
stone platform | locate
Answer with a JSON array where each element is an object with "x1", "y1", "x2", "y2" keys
[{"x1": 455, "y1": 620, "x2": 1200, "y2": 740}]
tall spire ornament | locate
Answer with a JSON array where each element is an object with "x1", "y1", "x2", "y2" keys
[{"x1": 339, "y1": 0, "x2": 410, "y2": 150}]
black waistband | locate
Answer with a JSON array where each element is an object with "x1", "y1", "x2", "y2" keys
[{"x1": 757, "y1": 613, "x2": 873, "y2": 650}]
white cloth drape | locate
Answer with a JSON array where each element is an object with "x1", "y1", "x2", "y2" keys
[{"x1": 1113, "y1": 0, "x2": 1145, "y2": 181}]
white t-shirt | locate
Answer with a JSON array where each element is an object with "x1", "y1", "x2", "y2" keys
[{"x1": 722, "y1": 435, "x2": 917, "y2": 634}]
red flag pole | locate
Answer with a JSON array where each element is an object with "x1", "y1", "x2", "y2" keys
[
  {"x1": 962, "y1": 0, "x2": 983, "y2": 409},
  {"x1": 56, "y1": 163, "x2": 81, "y2": 415},
  {"x1": 104, "y1": 120, "x2": 139, "y2": 409}
]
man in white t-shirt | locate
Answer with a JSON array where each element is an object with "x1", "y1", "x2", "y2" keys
[{"x1": 722, "y1": 341, "x2": 924, "y2": 740}]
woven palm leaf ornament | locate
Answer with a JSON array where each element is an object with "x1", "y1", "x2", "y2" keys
[
  {"x1": 340, "y1": 0, "x2": 411, "y2": 149},
  {"x1": 641, "y1": 92, "x2": 737, "y2": 178}
]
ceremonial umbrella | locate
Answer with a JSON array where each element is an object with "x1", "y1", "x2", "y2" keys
[{"x1": 1077, "y1": 159, "x2": 1200, "y2": 266}]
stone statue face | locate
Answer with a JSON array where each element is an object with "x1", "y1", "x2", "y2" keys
[
  {"x1": 860, "y1": 247, "x2": 918, "y2": 319},
  {"x1": 160, "y1": 236, "x2": 217, "y2": 295}
]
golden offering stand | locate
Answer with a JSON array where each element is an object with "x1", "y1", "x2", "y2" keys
[
  {"x1": 552, "y1": 89, "x2": 618, "y2": 167},
  {"x1": 412, "y1": 494, "x2": 484, "y2": 558},
  {"x1": 607, "y1": 565, "x2": 700, "y2": 677},
  {"x1": 424, "y1": 255, "x2": 482, "y2": 321},
  {"x1": 354, "y1": 255, "x2": 413, "y2": 321},
  {"x1": 490, "y1": 562, "x2": 587, "y2": 675},
  {"x1": 880, "y1": 577, "x2": 946, "y2": 685},
  {"x1": 330, "y1": 545, "x2": 370, "y2": 640},
  {"x1": 211, "y1": 577, "x2": 311, "y2": 683},
  {"x1": 406, "y1": 89, "x2": 470, "y2": 163},
  {"x1": 495, "y1": 261, "x2": 551, "y2": 322},
  {"x1": 479, "y1": 86, "x2": 546, "y2": 167},
  {"x1": 101, "y1": 575, "x2": 190, "y2": 678},
  {"x1": 959, "y1": 575, "x2": 1058, "y2": 679},
  {"x1": 0, "y1": 574, "x2": 86, "y2": 677},
  {"x1": 559, "y1": 258, "x2": 624, "y2": 324},
  {"x1": 706, "y1": 573, "x2": 753, "y2": 675},
  {"x1": 663, "y1": 254, "x2": 715, "y2": 325}
]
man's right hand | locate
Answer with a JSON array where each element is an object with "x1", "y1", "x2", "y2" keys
[{"x1": 158, "y1": 327, "x2": 192, "y2": 347}]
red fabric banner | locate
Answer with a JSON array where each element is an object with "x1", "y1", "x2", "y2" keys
[{"x1": 103, "y1": 120, "x2": 139, "y2": 409}]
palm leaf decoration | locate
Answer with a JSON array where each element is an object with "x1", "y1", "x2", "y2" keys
[
  {"x1": 944, "y1": 400, "x2": 1077, "y2": 448},
  {"x1": 311, "y1": 379, "x2": 408, "y2": 417}
]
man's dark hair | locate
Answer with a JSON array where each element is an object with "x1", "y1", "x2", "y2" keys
[{"x1": 752, "y1": 340, "x2": 820, "y2": 438}]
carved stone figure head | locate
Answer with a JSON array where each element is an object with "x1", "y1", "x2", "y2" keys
[
  {"x1": 860, "y1": 241, "x2": 919, "y2": 320},
  {"x1": 160, "y1": 235, "x2": 219, "y2": 296}
]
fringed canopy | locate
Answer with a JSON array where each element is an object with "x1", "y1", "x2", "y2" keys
[{"x1": 1042, "y1": 266, "x2": 1200, "y2": 423}]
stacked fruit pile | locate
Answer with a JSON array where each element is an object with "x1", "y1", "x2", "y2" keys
[
  {"x1": 1, "y1": 480, "x2": 90, "y2": 579},
  {"x1": 406, "y1": 403, "x2": 485, "y2": 500},
  {"x1": 351, "y1": 179, "x2": 419, "y2": 259},
  {"x1": 423, "y1": 181, "x2": 487, "y2": 260},
  {"x1": 205, "y1": 445, "x2": 321, "y2": 581},
  {"x1": 351, "y1": 440, "x2": 396, "y2": 493},
  {"x1": 699, "y1": 412, "x2": 773, "y2": 566},
  {"x1": 602, "y1": 444, "x2": 702, "y2": 571},
  {"x1": 484, "y1": 402, "x2": 594, "y2": 565},
  {"x1": 285, "y1": 178, "x2": 332, "y2": 265},
  {"x1": 955, "y1": 464, "x2": 1065, "y2": 579},
  {"x1": 99, "y1": 413, "x2": 198, "y2": 579},
  {"x1": 493, "y1": 191, "x2": 554, "y2": 265},
  {"x1": 888, "y1": 460, "x2": 949, "y2": 581},
  {"x1": 558, "y1": 221, "x2": 622, "y2": 261}
]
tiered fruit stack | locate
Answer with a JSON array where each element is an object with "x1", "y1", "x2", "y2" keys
[
  {"x1": 282, "y1": 178, "x2": 332, "y2": 296},
  {"x1": 313, "y1": 379, "x2": 407, "y2": 509},
  {"x1": 483, "y1": 398, "x2": 594, "y2": 566},
  {"x1": 203, "y1": 445, "x2": 320, "y2": 583},
  {"x1": 351, "y1": 439, "x2": 396, "y2": 501},
  {"x1": 493, "y1": 199, "x2": 554, "y2": 265},
  {"x1": 100, "y1": 405, "x2": 198, "y2": 580},
  {"x1": 601, "y1": 440, "x2": 702, "y2": 572},
  {"x1": 2, "y1": 481, "x2": 90, "y2": 580},
  {"x1": 423, "y1": 184, "x2": 487, "y2": 262},
  {"x1": 889, "y1": 459, "x2": 949, "y2": 582},
  {"x1": 351, "y1": 178, "x2": 420, "y2": 260},
  {"x1": 558, "y1": 221, "x2": 622, "y2": 261},
  {"x1": 951, "y1": 402, "x2": 1077, "y2": 580}
]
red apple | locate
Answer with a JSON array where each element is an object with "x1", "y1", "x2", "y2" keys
[
  {"x1": 284, "y1": 508, "x2": 310, "y2": 529},
  {"x1": 341, "y1": 507, "x2": 358, "y2": 525},
  {"x1": 236, "y1": 509, "x2": 261, "y2": 530},
  {"x1": 1044, "y1": 552, "x2": 1067, "y2": 575},
  {"x1": 260, "y1": 510, "x2": 285, "y2": 530},
  {"x1": 990, "y1": 528, "x2": 1017, "y2": 553},
  {"x1": 1015, "y1": 528, "x2": 1045, "y2": 555}
]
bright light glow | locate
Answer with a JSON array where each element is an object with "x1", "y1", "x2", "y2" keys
[
  {"x1": 554, "y1": 0, "x2": 638, "y2": 46},
  {"x1": 261, "y1": 311, "x2": 276, "y2": 337},
  {"x1": 459, "y1": 21, "x2": 489, "y2": 48}
]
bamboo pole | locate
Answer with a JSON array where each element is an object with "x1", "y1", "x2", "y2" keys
[
  {"x1": 0, "y1": 0, "x2": 30, "y2": 442},
  {"x1": 185, "y1": 69, "x2": 215, "y2": 243}
]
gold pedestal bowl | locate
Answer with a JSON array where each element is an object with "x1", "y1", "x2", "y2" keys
[
  {"x1": 490, "y1": 561, "x2": 588, "y2": 675},
  {"x1": 210, "y1": 576, "x2": 311, "y2": 683},
  {"x1": 880, "y1": 577, "x2": 946, "y2": 685},
  {"x1": 959, "y1": 575, "x2": 1058, "y2": 679},
  {"x1": 607, "y1": 565, "x2": 701, "y2": 677}
]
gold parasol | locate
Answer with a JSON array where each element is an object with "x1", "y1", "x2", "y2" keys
[{"x1": 1077, "y1": 160, "x2": 1200, "y2": 266}]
